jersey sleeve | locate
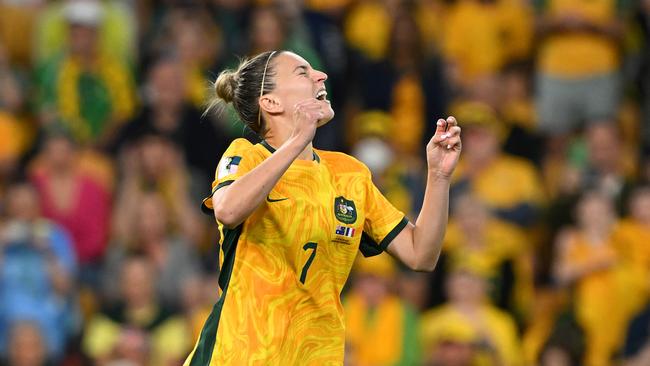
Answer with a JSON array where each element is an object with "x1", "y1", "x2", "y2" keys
[
  {"x1": 359, "y1": 169, "x2": 409, "y2": 257},
  {"x1": 201, "y1": 138, "x2": 259, "y2": 214}
]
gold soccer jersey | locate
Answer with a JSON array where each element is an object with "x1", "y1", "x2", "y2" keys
[{"x1": 184, "y1": 138, "x2": 408, "y2": 365}]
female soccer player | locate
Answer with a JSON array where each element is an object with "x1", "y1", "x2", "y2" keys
[{"x1": 184, "y1": 50, "x2": 461, "y2": 365}]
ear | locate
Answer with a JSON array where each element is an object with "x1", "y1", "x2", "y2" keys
[{"x1": 259, "y1": 94, "x2": 284, "y2": 115}]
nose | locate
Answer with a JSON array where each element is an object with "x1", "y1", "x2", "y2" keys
[{"x1": 313, "y1": 69, "x2": 328, "y2": 83}]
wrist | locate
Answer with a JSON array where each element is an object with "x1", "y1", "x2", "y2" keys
[
  {"x1": 283, "y1": 136, "x2": 309, "y2": 155},
  {"x1": 428, "y1": 170, "x2": 453, "y2": 183}
]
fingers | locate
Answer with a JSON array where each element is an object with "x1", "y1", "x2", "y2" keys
[
  {"x1": 443, "y1": 135, "x2": 461, "y2": 150},
  {"x1": 446, "y1": 116, "x2": 458, "y2": 128},
  {"x1": 432, "y1": 124, "x2": 461, "y2": 145},
  {"x1": 294, "y1": 99, "x2": 326, "y2": 123},
  {"x1": 434, "y1": 118, "x2": 447, "y2": 136}
]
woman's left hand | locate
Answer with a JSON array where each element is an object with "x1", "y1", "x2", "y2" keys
[{"x1": 426, "y1": 116, "x2": 461, "y2": 178}]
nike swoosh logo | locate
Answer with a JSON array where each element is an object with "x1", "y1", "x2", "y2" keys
[{"x1": 266, "y1": 195, "x2": 288, "y2": 203}]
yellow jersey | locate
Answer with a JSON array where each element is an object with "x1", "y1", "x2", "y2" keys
[
  {"x1": 537, "y1": 0, "x2": 622, "y2": 77},
  {"x1": 184, "y1": 138, "x2": 408, "y2": 365}
]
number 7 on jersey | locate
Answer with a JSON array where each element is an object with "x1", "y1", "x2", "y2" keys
[{"x1": 300, "y1": 242, "x2": 318, "y2": 284}]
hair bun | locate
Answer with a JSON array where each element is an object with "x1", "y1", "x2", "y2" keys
[{"x1": 214, "y1": 70, "x2": 238, "y2": 104}]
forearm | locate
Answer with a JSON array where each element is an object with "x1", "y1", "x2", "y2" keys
[
  {"x1": 410, "y1": 173, "x2": 450, "y2": 271},
  {"x1": 555, "y1": 259, "x2": 613, "y2": 285},
  {"x1": 214, "y1": 138, "x2": 305, "y2": 228},
  {"x1": 47, "y1": 258, "x2": 72, "y2": 295},
  {"x1": 111, "y1": 179, "x2": 139, "y2": 240}
]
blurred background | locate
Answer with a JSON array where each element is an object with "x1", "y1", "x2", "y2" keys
[{"x1": 0, "y1": 0, "x2": 650, "y2": 365}]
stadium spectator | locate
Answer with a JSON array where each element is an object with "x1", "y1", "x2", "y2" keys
[
  {"x1": 83, "y1": 255, "x2": 191, "y2": 366},
  {"x1": 351, "y1": 110, "x2": 425, "y2": 217},
  {"x1": 449, "y1": 101, "x2": 545, "y2": 227},
  {"x1": 534, "y1": 0, "x2": 626, "y2": 136},
  {"x1": 552, "y1": 191, "x2": 636, "y2": 366},
  {"x1": 547, "y1": 123, "x2": 637, "y2": 233},
  {"x1": 344, "y1": 0, "x2": 392, "y2": 61},
  {"x1": 29, "y1": 131, "x2": 111, "y2": 280},
  {"x1": 0, "y1": 182, "x2": 78, "y2": 361},
  {"x1": 34, "y1": 0, "x2": 135, "y2": 65},
  {"x1": 3, "y1": 321, "x2": 51, "y2": 366},
  {"x1": 420, "y1": 267, "x2": 523, "y2": 366},
  {"x1": 112, "y1": 56, "x2": 226, "y2": 184},
  {"x1": 353, "y1": 10, "x2": 448, "y2": 155},
  {"x1": 440, "y1": 0, "x2": 533, "y2": 90},
  {"x1": 144, "y1": 7, "x2": 223, "y2": 109},
  {"x1": 34, "y1": 0, "x2": 136, "y2": 146},
  {"x1": 112, "y1": 133, "x2": 202, "y2": 244},
  {"x1": 442, "y1": 194, "x2": 534, "y2": 318},
  {"x1": 248, "y1": 5, "x2": 322, "y2": 72},
  {"x1": 344, "y1": 254, "x2": 421, "y2": 366},
  {"x1": 102, "y1": 191, "x2": 201, "y2": 308}
]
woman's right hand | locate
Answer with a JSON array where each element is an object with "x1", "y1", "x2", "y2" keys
[{"x1": 289, "y1": 98, "x2": 327, "y2": 149}]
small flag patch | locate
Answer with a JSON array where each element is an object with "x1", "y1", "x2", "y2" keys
[
  {"x1": 217, "y1": 156, "x2": 242, "y2": 179},
  {"x1": 335, "y1": 225, "x2": 355, "y2": 238}
]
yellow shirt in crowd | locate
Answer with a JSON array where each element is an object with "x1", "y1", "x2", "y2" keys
[
  {"x1": 345, "y1": 292, "x2": 420, "y2": 366},
  {"x1": 420, "y1": 304, "x2": 523, "y2": 366},
  {"x1": 453, "y1": 155, "x2": 546, "y2": 214},
  {"x1": 537, "y1": 0, "x2": 622, "y2": 77}
]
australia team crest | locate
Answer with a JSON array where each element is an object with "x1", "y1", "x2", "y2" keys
[{"x1": 334, "y1": 196, "x2": 357, "y2": 224}]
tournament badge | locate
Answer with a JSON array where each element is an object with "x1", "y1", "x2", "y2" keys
[
  {"x1": 217, "y1": 156, "x2": 242, "y2": 179},
  {"x1": 334, "y1": 196, "x2": 357, "y2": 224}
]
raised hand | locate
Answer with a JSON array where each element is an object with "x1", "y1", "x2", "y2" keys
[
  {"x1": 426, "y1": 116, "x2": 462, "y2": 178},
  {"x1": 290, "y1": 98, "x2": 329, "y2": 148}
]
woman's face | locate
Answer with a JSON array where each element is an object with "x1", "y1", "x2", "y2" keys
[
  {"x1": 576, "y1": 193, "x2": 615, "y2": 230},
  {"x1": 267, "y1": 52, "x2": 334, "y2": 127}
]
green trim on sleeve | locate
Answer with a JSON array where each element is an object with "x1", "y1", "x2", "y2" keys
[
  {"x1": 359, "y1": 232, "x2": 383, "y2": 258},
  {"x1": 215, "y1": 180, "x2": 235, "y2": 192},
  {"x1": 200, "y1": 180, "x2": 235, "y2": 215},
  {"x1": 379, "y1": 217, "x2": 409, "y2": 251},
  {"x1": 358, "y1": 217, "x2": 409, "y2": 257}
]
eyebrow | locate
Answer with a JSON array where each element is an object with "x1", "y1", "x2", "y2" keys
[{"x1": 293, "y1": 65, "x2": 308, "y2": 73}]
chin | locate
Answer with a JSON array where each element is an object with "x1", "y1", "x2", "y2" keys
[{"x1": 317, "y1": 107, "x2": 335, "y2": 127}]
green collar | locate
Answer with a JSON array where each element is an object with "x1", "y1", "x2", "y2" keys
[{"x1": 260, "y1": 140, "x2": 320, "y2": 163}]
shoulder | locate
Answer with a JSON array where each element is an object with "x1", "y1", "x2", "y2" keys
[
  {"x1": 495, "y1": 155, "x2": 542, "y2": 181},
  {"x1": 420, "y1": 304, "x2": 454, "y2": 324},
  {"x1": 484, "y1": 306, "x2": 518, "y2": 332},
  {"x1": 222, "y1": 138, "x2": 261, "y2": 160},
  {"x1": 316, "y1": 150, "x2": 371, "y2": 177},
  {"x1": 497, "y1": 155, "x2": 537, "y2": 171}
]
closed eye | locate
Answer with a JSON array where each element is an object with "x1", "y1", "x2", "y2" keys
[{"x1": 294, "y1": 65, "x2": 309, "y2": 77}]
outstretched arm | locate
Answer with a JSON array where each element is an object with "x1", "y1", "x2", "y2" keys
[{"x1": 387, "y1": 117, "x2": 461, "y2": 271}]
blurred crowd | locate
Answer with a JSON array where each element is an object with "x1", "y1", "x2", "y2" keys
[{"x1": 1, "y1": 0, "x2": 650, "y2": 365}]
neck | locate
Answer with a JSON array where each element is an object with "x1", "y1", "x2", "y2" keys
[
  {"x1": 50, "y1": 164, "x2": 74, "y2": 177},
  {"x1": 265, "y1": 128, "x2": 314, "y2": 161}
]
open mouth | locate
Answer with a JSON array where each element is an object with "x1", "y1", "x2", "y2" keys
[{"x1": 316, "y1": 89, "x2": 327, "y2": 101}]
